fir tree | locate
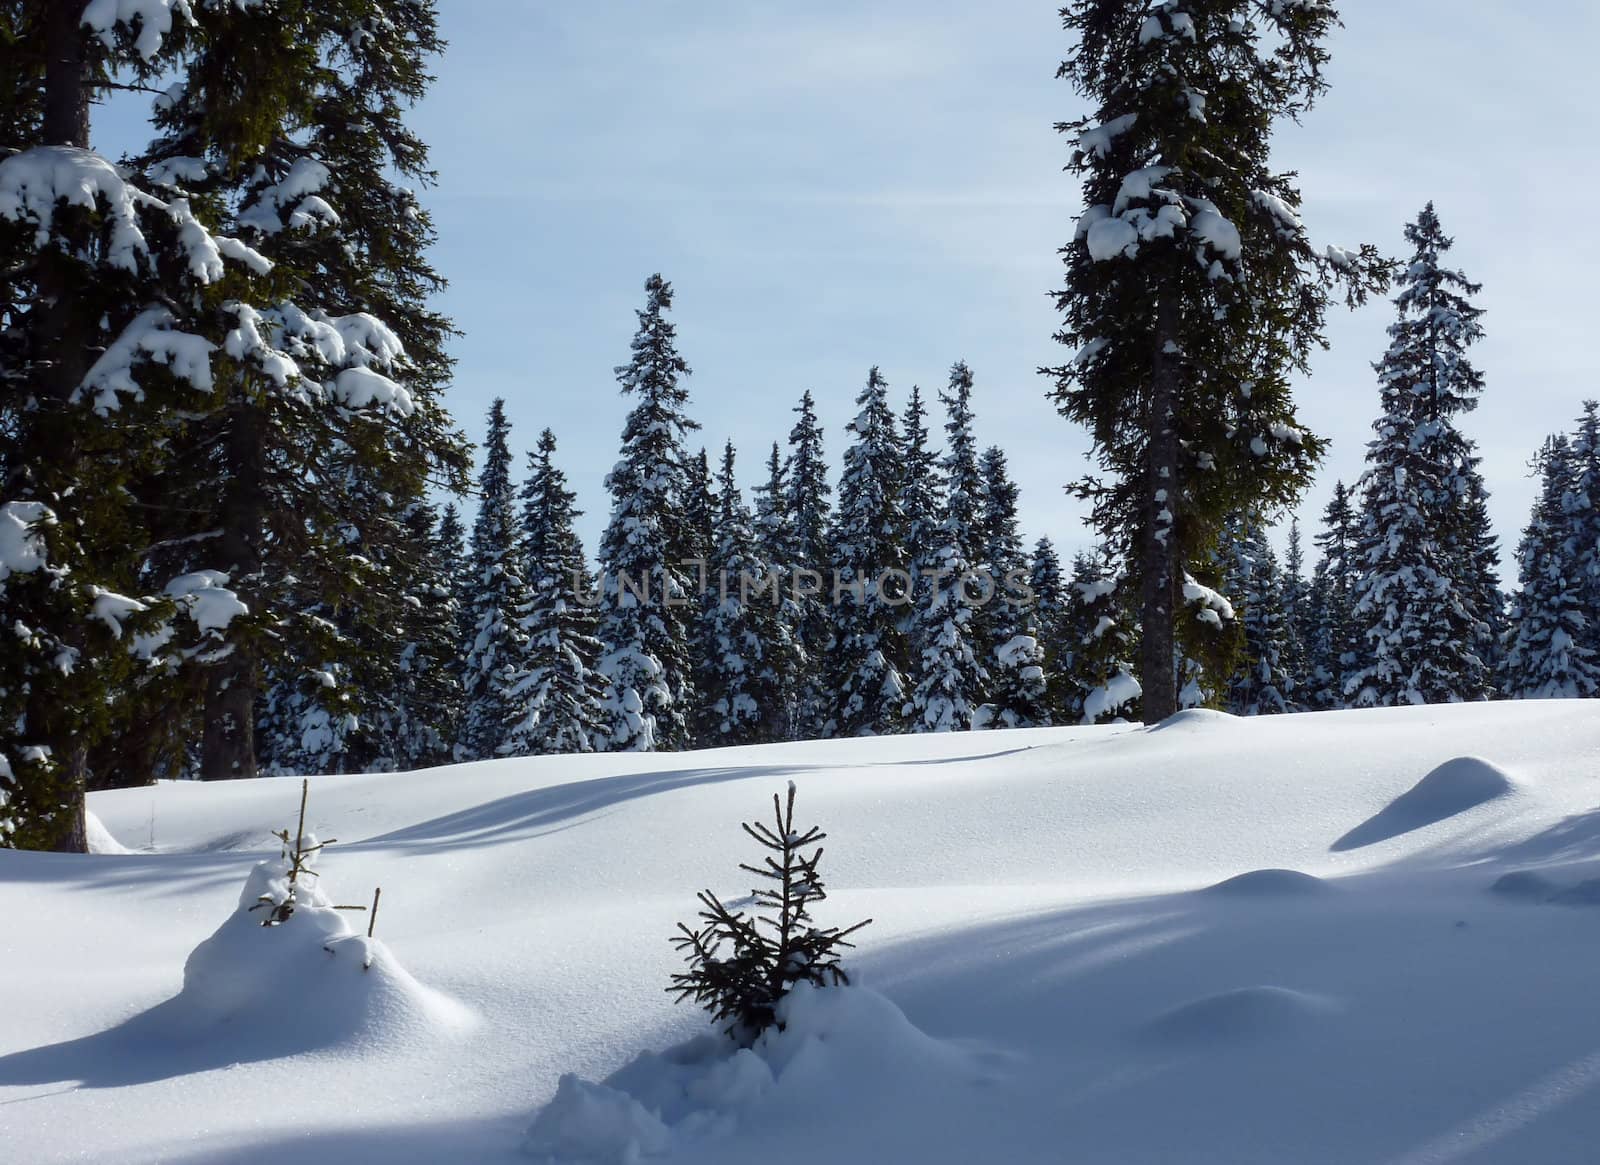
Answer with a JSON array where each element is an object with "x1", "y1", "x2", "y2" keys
[
  {"x1": 977, "y1": 446, "x2": 1047, "y2": 728},
  {"x1": 1503, "y1": 437, "x2": 1600, "y2": 699},
  {"x1": 827, "y1": 368, "x2": 908, "y2": 736},
  {"x1": 1219, "y1": 514, "x2": 1293, "y2": 715},
  {"x1": 668, "y1": 783, "x2": 871, "y2": 1044},
  {"x1": 909, "y1": 364, "x2": 988, "y2": 732},
  {"x1": 502, "y1": 430, "x2": 609, "y2": 755},
  {"x1": 1566, "y1": 402, "x2": 1600, "y2": 657},
  {"x1": 1028, "y1": 537, "x2": 1072, "y2": 722},
  {"x1": 1280, "y1": 518, "x2": 1310, "y2": 697},
  {"x1": 1045, "y1": 0, "x2": 1387, "y2": 723},
  {"x1": 1307, "y1": 481, "x2": 1360, "y2": 709},
  {"x1": 389, "y1": 502, "x2": 467, "y2": 768},
  {"x1": 1349, "y1": 206, "x2": 1490, "y2": 706},
  {"x1": 1066, "y1": 549, "x2": 1140, "y2": 724},
  {"x1": 898, "y1": 384, "x2": 945, "y2": 655},
  {"x1": 151, "y1": 0, "x2": 468, "y2": 780},
  {"x1": 752, "y1": 441, "x2": 805, "y2": 739},
  {"x1": 698, "y1": 444, "x2": 796, "y2": 745},
  {"x1": 458, "y1": 400, "x2": 534, "y2": 760},
  {"x1": 785, "y1": 391, "x2": 833, "y2": 738},
  {"x1": 596, "y1": 274, "x2": 700, "y2": 751}
]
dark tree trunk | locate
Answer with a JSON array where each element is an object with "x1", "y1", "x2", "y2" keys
[
  {"x1": 201, "y1": 403, "x2": 263, "y2": 780},
  {"x1": 38, "y1": 3, "x2": 93, "y2": 849},
  {"x1": 1139, "y1": 295, "x2": 1181, "y2": 724},
  {"x1": 42, "y1": 1, "x2": 91, "y2": 148}
]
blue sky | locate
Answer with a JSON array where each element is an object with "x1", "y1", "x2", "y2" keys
[{"x1": 103, "y1": 1, "x2": 1600, "y2": 570}]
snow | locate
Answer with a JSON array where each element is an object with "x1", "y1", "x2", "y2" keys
[
  {"x1": 77, "y1": 307, "x2": 216, "y2": 412},
  {"x1": 166, "y1": 570, "x2": 248, "y2": 635},
  {"x1": 9, "y1": 703, "x2": 1600, "y2": 1162},
  {"x1": 0, "y1": 146, "x2": 148, "y2": 270},
  {"x1": 81, "y1": 0, "x2": 196, "y2": 60},
  {"x1": 0, "y1": 500, "x2": 52, "y2": 580},
  {"x1": 332, "y1": 365, "x2": 416, "y2": 417}
]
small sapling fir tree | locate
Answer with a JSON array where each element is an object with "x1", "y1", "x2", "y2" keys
[{"x1": 668, "y1": 783, "x2": 871, "y2": 1044}]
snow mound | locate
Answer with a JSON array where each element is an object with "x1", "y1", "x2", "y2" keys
[
  {"x1": 1138, "y1": 986, "x2": 1338, "y2": 1046},
  {"x1": 1151, "y1": 708, "x2": 1235, "y2": 731},
  {"x1": 171, "y1": 853, "x2": 473, "y2": 1050},
  {"x1": 1333, "y1": 756, "x2": 1517, "y2": 851},
  {"x1": 525, "y1": 984, "x2": 986, "y2": 1162},
  {"x1": 1493, "y1": 871, "x2": 1600, "y2": 907},
  {"x1": 1201, "y1": 868, "x2": 1331, "y2": 897},
  {"x1": 85, "y1": 810, "x2": 130, "y2": 855},
  {"x1": 1490, "y1": 870, "x2": 1558, "y2": 901}
]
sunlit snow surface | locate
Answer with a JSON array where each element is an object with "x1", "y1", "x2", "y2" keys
[{"x1": 5, "y1": 701, "x2": 1600, "y2": 1163}]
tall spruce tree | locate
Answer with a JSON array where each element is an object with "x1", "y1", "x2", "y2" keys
[
  {"x1": 502, "y1": 430, "x2": 609, "y2": 755},
  {"x1": 1045, "y1": 0, "x2": 1386, "y2": 723},
  {"x1": 596, "y1": 274, "x2": 700, "y2": 751},
  {"x1": 1348, "y1": 205, "x2": 1490, "y2": 706},
  {"x1": 899, "y1": 384, "x2": 945, "y2": 670},
  {"x1": 1566, "y1": 402, "x2": 1600, "y2": 658},
  {"x1": 785, "y1": 390, "x2": 833, "y2": 738},
  {"x1": 909, "y1": 365, "x2": 989, "y2": 732},
  {"x1": 1280, "y1": 517, "x2": 1310, "y2": 696},
  {"x1": 459, "y1": 400, "x2": 533, "y2": 759},
  {"x1": 1503, "y1": 437, "x2": 1600, "y2": 699},
  {"x1": 752, "y1": 441, "x2": 805, "y2": 738},
  {"x1": 147, "y1": 0, "x2": 467, "y2": 780},
  {"x1": 828, "y1": 368, "x2": 908, "y2": 736}
]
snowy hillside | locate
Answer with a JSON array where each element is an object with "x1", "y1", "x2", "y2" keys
[{"x1": 6, "y1": 702, "x2": 1600, "y2": 1163}]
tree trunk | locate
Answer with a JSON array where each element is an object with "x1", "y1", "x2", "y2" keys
[
  {"x1": 43, "y1": 1, "x2": 91, "y2": 148},
  {"x1": 1139, "y1": 295, "x2": 1181, "y2": 724},
  {"x1": 39, "y1": 2, "x2": 93, "y2": 849},
  {"x1": 201, "y1": 402, "x2": 263, "y2": 780}
]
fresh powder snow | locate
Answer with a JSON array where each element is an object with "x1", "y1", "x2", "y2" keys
[{"x1": 6, "y1": 702, "x2": 1600, "y2": 1162}]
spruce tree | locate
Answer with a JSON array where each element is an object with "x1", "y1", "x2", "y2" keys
[
  {"x1": 698, "y1": 444, "x2": 796, "y2": 745},
  {"x1": 1307, "y1": 481, "x2": 1359, "y2": 709},
  {"x1": 149, "y1": 0, "x2": 467, "y2": 780},
  {"x1": 1566, "y1": 402, "x2": 1600, "y2": 657},
  {"x1": 385, "y1": 501, "x2": 467, "y2": 769},
  {"x1": 1348, "y1": 206, "x2": 1490, "y2": 706},
  {"x1": 502, "y1": 430, "x2": 609, "y2": 755},
  {"x1": 1280, "y1": 517, "x2": 1310, "y2": 697},
  {"x1": 898, "y1": 384, "x2": 945, "y2": 655},
  {"x1": 1028, "y1": 537, "x2": 1072, "y2": 721},
  {"x1": 1503, "y1": 437, "x2": 1600, "y2": 699},
  {"x1": 596, "y1": 274, "x2": 700, "y2": 751},
  {"x1": 977, "y1": 445, "x2": 1047, "y2": 728},
  {"x1": 785, "y1": 390, "x2": 833, "y2": 738},
  {"x1": 752, "y1": 441, "x2": 805, "y2": 739},
  {"x1": 828, "y1": 368, "x2": 908, "y2": 736},
  {"x1": 1066, "y1": 549, "x2": 1141, "y2": 723},
  {"x1": 909, "y1": 364, "x2": 988, "y2": 732},
  {"x1": 459, "y1": 400, "x2": 533, "y2": 760},
  {"x1": 1219, "y1": 514, "x2": 1293, "y2": 715},
  {"x1": 1045, "y1": 0, "x2": 1387, "y2": 723}
]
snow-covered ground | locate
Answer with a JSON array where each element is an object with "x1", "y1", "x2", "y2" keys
[{"x1": 5, "y1": 702, "x2": 1600, "y2": 1163}]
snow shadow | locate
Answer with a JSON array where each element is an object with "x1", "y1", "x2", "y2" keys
[
  {"x1": 855, "y1": 876, "x2": 1600, "y2": 1164},
  {"x1": 358, "y1": 762, "x2": 828, "y2": 853},
  {"x1": 0, "y1": 992, "x2": 348, "y2": 1089},
  {"x1": 155, "y1": 1116, "x2": 527, "y2": 1165},
  {"x1": 1332, "y1": 756, "x2": 1516, "y2": 852}
]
